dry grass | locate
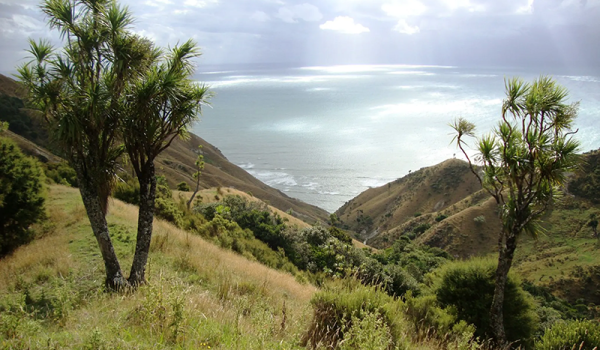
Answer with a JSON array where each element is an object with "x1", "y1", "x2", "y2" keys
[
  {"x1": 0, "y1": 185, "x2": 316, "y2": 349},
  {"x1": 173, "y1": 187, "x2": 312, "y2": 229}
]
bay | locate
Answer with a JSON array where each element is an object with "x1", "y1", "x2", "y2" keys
[{"x1": 192, "y1": 64, "x2": 600, "y2": 213}]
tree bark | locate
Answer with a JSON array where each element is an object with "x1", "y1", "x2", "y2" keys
[
  {"x1": 76, "y1": 170, "x2": 128, "y2": 291},
  {"x1": 128, "y1": 162, "x2": 157, "y2": 286},
  {"x1": 489, "y1": 229, "x2": 518, "y2": 345}
]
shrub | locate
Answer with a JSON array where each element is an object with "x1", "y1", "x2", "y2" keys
[
  {"x1": 384, "y1": 265, "x2": 420, "y2": 297},
  {"x1": 403, "y1": 292, "x2": 468, "y2": 340},
  {"x1": 113, "y1": 178, "x2": 140, "y2": 205},
  {"x1": 0, "y1": 138, "x2": 46, "y2": 256},
  {"x1": 430, "y1": 258, "x2": 539, "y2": 347},
  {"x1": 44, "y1": 161, "x2": 77, "y2": 187},
  {"x1": 154, "y1": 197, "x2": 184, "y2": 227},
  {"x1": 435, "y1": 214, "x2": 448, "y2": 222},
  {"x1": 339, "y1": 311, "x2": 396, "y2": 350},
  {"x1": 473, "y1": 215, "x2": 486, "y2": 224},
  {"x1": 303, "y1": 280, "x2": 405, "y2": 349},
  {"x1": 176, "y1": 182, "x2": 190, "y2": 191},
  {"x1": 535, "y1": 320, "x2": 600, "y2": 350},
  {"x1": 413, "y1": 223, "x2": 431, "y2": 235}
]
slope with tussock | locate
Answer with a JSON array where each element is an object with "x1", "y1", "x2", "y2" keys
[
  {"x1": 340, "y1": 153, "x2": 600, "y2": 305},
  {"x1": 335, "y1": 159, "x2": 481, "y2": 241},
  {"x1": 0, "y1": 73, "x2": 329, "y2": 224},
  {"x1": 0, "y1": 185, "x2": 317, "y2": 349}
]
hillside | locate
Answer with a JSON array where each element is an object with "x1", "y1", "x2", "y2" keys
[
  {"x1": 339, "y1": 153, "x2": 600, "y2": 305},
  {"x1": 0, "y1": 73, "x2": 329, "y2": 224},
  {"x1": 335, "y1": 158, "x2": 481, "y2": 242},
  {"x1": 0, "y1": 185, "x2": 317, "y2": 348}
]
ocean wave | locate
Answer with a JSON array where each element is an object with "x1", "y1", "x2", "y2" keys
[
  {"x1": 369, "y1": 97, "x2": 502, "y2": 120},
  {"x1": 559, "y1": 75, "x2": 600, "y2": 83},
  {"x1": 394, "y1": 84, "x2": 460, "y2": 90},
  {"x1": 238, "y1": 162, "x2": 255, "y2": 169},
  {"x1": 460, "y1": 74, "x2": 498, "y2": 78},
  {"x1": 248, "y1": 170, "x2": 298, "y2": 187},
  {"x1": 307, "y1": 87, "x2": 334, "y2": 92},
  {"x1": 201, "y1": 70, "x2": 237, "y2": 75},
  {"x1": 388, "y1": 70, "x2": 436, "y2": 76},
  {"x1": 298, "y1": 64, "x2": 455, "y2": 74},
  {"x1": 254, "y1": 120, "x2": 322, "y2": 134},
  {"x1": 206, "y1": 74, "x2": 364, "y2": 88}
]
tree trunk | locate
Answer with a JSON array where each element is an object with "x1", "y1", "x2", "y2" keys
[
  {"x1": 76, "y1": 171, "x2": 128, "y2": 291},
  {"x1": 489, "y1": 230, "x2": 518, "y2": 345},
  {"x1": 128, "y1": 162, "x2": 157, "y2": 286}
]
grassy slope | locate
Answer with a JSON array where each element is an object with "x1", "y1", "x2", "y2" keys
[
  {"x1": 157, "y1": 133, "x2": 329, "y2": 223},
  {"x1": 173, "y1": 188, "x2": 370, "y2": 250},
  {"x1": 0, "y1": 185, "x2": 317, "y2": 349},
  {"x1": 338, "y1": 154, "x2": 600, "y2": 305},
  {"x1": 335, "y1": 159, "x2": 481, "y2": 242},
  {"x1": 0, "y1": 73, "x2": 329, "y2": 224}
]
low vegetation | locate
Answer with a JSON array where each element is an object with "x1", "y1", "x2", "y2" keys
[
  {"x1": 1, "y1": 4, "x2": 598, "y2": 347},
  {"x1": 0, "y1": 136, "x2": 46, "y2": 256}
]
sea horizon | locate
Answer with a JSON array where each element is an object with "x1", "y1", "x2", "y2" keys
[{"x1": 192, "y1": 63, "x2": 600, "y2": 213}]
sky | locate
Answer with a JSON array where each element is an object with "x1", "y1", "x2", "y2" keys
[{"x1": 1, "y1": 0, "x2": 599, "y2": 75}]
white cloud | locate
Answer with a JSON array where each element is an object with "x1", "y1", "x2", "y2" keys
[
  {"x1": 144, "y1": 0, "x2": 173, "y2": 7},
  {"x1": 382, "y1": 0, "x2": 427, "y2": 18},
  {"x1": 12, "y1": 14, "x2": 42, "y2": 31},
  {"x1": 393, "y1": 19, "x2": 420, "y2": 34},
  {"x1": 251, "y1": 10, "x2": 270, "y2": 22},
  {"x1": 276, "y1": 3, "x2": 322, "y2": 23},
  {"x1": 183, "y1": 0, "x2": 217, "y2": 8},
  {"x1": 440, "y1": 0, "x2": 485, "y2": 13},
  {"x1": 320, "y1": 16, "x2": 370, "y2": 34},
  {"x1": 516, "y1": 0, "x2": 534, "y2": 14}
]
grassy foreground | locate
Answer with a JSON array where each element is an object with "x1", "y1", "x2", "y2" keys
[{"x1": 0, "y1": 185, "x2": 316, "y2": 349}]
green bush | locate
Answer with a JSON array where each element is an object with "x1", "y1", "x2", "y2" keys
[
  {"x1": 339, "y1": 311, "x2": 397, "y2": 350},
  {"x1": 413, "y1": 223, "x2": 430, "y2": 235},
  {"x1": 0, "y1": 138, "x2": 46, "y2": 256},
  {"x1": 113, "y1": 178, "x2": 140, "y2": 205},
  {"x1": 535, "y1": 319, "x2": 600, "y2": 350},
  {"x1": 303, "y1": 280, "x2": 405, "y2": 349},
  {"x1": 384, "y1": 265, "x2": 420, "y2": 297},
  {"x1": 403, "y1": 292, "x2": 470, "y2": 340},
  {"x1": 176, "y1": 182, "x2": 190, "y2": 191},
  {"x1": 154, "y1": 197, "x2": 184, "y2": 227},
  {"x1": 430, "y1": 258, "x2": 539, "y2": 346},
  {"x1": 44, "y1": 161, "x2": 77, "y2": 187}
]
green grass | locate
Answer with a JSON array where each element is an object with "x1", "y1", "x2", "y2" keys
[
  {"x1": 2, "y1": 185, "x2": 596, "y2": 350},
  {"x1": 0, "y1": 185, "x2": 316, "y2": 349}
]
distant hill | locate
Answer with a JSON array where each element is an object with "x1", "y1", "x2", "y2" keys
[
  {"x1": 338, "y1": 152, "x2": 600, "y2": 304},
  {"x1": 0, "y1": 73, "x2": 329, "y2": 224},
  {"x1": 335, "y1": 158, "x2": 481, "y2": 243}
]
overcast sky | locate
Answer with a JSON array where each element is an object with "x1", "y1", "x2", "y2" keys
[{"x1": 1, "y1": 0, "x2": 599, "y2": 75}]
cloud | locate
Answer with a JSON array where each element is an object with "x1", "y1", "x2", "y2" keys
[
  {"x1": 251, "y1": 10, "x2": 270, "y2": 22},
  {"x1": 516, "y1": 0, "x2": 534, "y2": 14},
  {"x1": 382, "y1": 0, "x2": 427, "y2": 17},
  {"x1": 276, "y1": 3, "x2": 322, "y2": 23},
  {"x1": 393, "y1": 19, "x2": 420, "y2": 34},
  {"x1": 183, "y1": 0, "x2": 218, "y2": 8},
  {"x1": 320, "y1": 16, "x2": 370, "y2": 34}
]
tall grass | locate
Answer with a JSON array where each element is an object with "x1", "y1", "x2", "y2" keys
[{"x1": 0, "y1": 185, "x2": 315, "y2": 349}]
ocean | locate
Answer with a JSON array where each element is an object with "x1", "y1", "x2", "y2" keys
[{"x1": 191, "y1": 64, "x2": 600, "y2": 213}]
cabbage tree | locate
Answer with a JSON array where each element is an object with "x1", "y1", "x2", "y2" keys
[
  {"x1": 123, "y1": 40, "x2": 210, "y2": 286},
  {"x1": 451, "y1": 76, "x2": 580, "y2": 344}
]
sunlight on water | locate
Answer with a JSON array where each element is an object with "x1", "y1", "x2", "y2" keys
[{"x1": 194, "y1": 64, "x2": 600, "y2": 212}]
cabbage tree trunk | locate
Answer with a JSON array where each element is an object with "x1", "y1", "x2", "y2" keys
[
  {"x1": 489, "y1": 229, "x2": 518, "y2": 345},
  {"x1": 128, "y1": 162, "x2": 157, "y2": 286},
  {"x1": 75, "y1": 166, "x2": 128, "y2": 291}
]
